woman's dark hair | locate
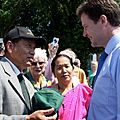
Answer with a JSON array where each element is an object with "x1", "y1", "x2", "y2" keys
[{"x1": 51, "y1": 54, "x2": 74, "y2": 74}]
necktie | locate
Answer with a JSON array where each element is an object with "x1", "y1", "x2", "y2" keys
[
  {"x1": 17, "y1": 74, "x2": 30, "y2": 109},
  {"x1": 93, "y1": 51, "x2": 108, "y2": 87}
]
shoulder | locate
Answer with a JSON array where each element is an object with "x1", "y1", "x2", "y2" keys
[
  {"x1": 109, "y1": 43, "x2": 120, "y2": 58},
  {"x1": 0, "y1": 57, "x2": 13, "y2": 75},
  {"x1": 76, "y1": 84, "x2": 92, "y2": 95},
  {"x1": 108, "y1": 45, "x2": 120, "y2": 65}
]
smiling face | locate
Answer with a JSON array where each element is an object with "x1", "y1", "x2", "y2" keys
[
  {"x1": 29, "y1": 48, "x2": 47, "y2": 79},
  {"x1": 81, "y1": 13, "x2": 107, "y2": 48},
  {"x1": 53, "y1": 56, "x2": 74, "y2": 86},
  {"x1": 29, "y1": 57, "x2": 46, "y2": 77}
]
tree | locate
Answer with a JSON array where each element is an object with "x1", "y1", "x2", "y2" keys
[{"x1": 0, "y1": 0, "x2": 104, "y2": 70}]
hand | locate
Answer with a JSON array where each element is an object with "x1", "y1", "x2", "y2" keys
[
  {"x1": 48, "y1": 43, "x2": 59, "y2": 58},
  {"x1": 26, "y1": 108, "x2": 57, "y2": 120}
]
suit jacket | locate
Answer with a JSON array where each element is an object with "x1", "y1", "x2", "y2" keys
[{"x1": 0, "y1": 57, "x2": 35, "y2": 120}]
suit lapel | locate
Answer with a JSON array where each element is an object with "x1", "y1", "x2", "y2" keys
[{"x1": 0, "y1": 58, "x2": 28, "y2": 105}]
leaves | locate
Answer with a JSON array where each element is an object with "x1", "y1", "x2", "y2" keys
[{"x1": 0, "y1": 0, "x2": 105, "y2": 70}]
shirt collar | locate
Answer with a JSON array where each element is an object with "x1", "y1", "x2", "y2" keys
[
  {"x1": 105, "y1": 33, "x2": 120, "y2": 54},
  {"x1": 5, "y1": 57, "x2": 20, "y2": 76}
]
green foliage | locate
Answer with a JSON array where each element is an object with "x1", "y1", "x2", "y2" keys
[{"x1": 0, "y1": 0, "x2": 111, "y2": 70}]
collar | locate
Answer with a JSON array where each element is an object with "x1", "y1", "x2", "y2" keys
[
  {"x1": 5, "y1": 57, "x2": 20, "y2": 76},
  {"x1": 105, "y1": 33, "x2": 120, "y2": 54}
]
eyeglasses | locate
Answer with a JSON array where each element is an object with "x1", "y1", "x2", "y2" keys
[{"x1": 31, "y1": 61, "x2": 45, "y2": 66}]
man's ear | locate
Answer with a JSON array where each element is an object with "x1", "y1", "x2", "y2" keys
[
  {"x1": 99, "y1": 15, "x2": 108, "y2": 25},
  {"x1": 6, "y1": 40, "x2": 15, "y2": 53}
]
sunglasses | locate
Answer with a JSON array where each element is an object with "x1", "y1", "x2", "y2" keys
[{"x1": 31, "y1": 61, "x2": 45, "y2": 66}]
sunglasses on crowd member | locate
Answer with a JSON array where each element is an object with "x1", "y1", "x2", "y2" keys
[{"x1": 31, "y1": 61, "x2": 45, "y2": 66}]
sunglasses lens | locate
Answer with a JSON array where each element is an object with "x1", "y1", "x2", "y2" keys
[
  {"x1": 31, "y1": 62, "x2": 45, "y2": 66},
  {"x1": 31, "y1": 62, "x2": 37, "y2": 66},
  {"x1": 39, "y1": 62, "x2": 45, "y2": 65}
]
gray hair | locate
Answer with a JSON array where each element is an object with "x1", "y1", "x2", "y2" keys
[{"x1": 34, "y1": 48, "x2": 48, "y2": 63}]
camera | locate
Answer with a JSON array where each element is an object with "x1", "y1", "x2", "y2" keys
[{"x1": 51, "y1": 37, "x2": 59, "y2": 47}]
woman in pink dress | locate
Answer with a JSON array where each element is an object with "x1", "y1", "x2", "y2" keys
[{"x1": 51, "y1": 54, "x2": 92, "y2": 120}]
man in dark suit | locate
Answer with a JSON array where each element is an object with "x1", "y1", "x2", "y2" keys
[{"x1": 0, "y1": 26, "x2": 56, "y2": 120}]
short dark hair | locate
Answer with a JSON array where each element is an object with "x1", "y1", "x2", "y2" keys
[
  {"x1": 76, "y1": 0, "x2": 120, "y2": 26},
  {"x1": 51, "y1": 54, "x2": 74, "y2": 74}
]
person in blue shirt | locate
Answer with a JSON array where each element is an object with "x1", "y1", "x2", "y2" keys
[{"x1": 76, "y1": 0, "x2": 120, "y2": 120}]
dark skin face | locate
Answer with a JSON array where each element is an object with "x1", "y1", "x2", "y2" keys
[
  {"x1": 5, "y1": 39, "x2": 36, "y2": 71},
  {"x1": 54, "y1": 56, "x2": 74, "y2": 86},
  {"x1": 4, "y1": 40, "x2": 58, "y2": 119}
]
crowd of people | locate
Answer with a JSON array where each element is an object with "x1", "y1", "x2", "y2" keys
[{"x1": 0, "y1": 0, "x2": 120, "y2": 119}]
